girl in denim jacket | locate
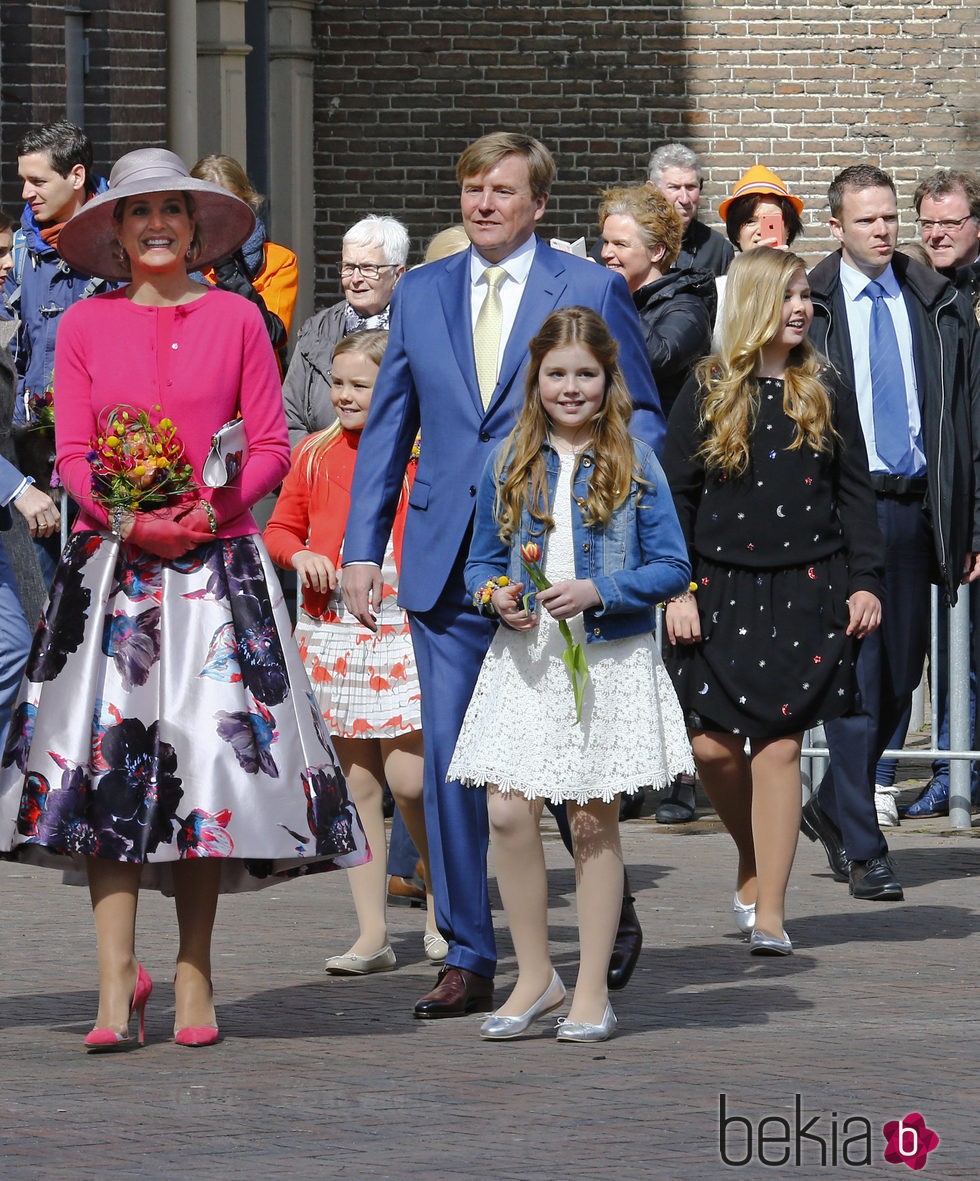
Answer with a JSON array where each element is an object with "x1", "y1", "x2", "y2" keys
[{"x1": 449, "y1": 307, "x2": 693, "y2": 1043}]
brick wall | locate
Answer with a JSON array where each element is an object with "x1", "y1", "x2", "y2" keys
[
  {"x1": 1, "y1": 3, "x2": 977, "y2": 302},
  {"x1": 0, "y1": 1, "x2": 167, "y2": 210},
  {"x1": 82, "y1": 1, "x2": 168, "y2": 176},
  {"x1": 681, "y1": 1, "x2": 980, "y2": 260},
  {"x1": 0, "y1": 2, "x2": 72, "y2": 209},
  {"x1": 312, "y1": 0, "x2": 980, "y2": 302}
]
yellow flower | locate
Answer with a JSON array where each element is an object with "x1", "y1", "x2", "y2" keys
[{"x1": 521, "y1": 542, "x2": 542, "y2": 564}]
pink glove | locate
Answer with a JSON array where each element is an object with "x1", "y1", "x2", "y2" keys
[
  {"x1": 175, "y1": 500, "x2": 217, "y2": 536},
  {"x1": 128, "y1": 513, "x2": 214, "y2": 560}
]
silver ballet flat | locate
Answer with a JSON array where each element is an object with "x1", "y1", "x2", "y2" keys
[
  {"x1": 324, "y1": 945, "x2": 397, "y2": 975},
  {"x1": 479, "y1": 970, "x2": 566, "y2": 1040},
  {"x1": 733, "y1": 891, "x2": 757, "y2": 935},
  {"x1": 423, "y1": 929, "x2": 449, "y2": 964},
  {"x1": 749, "y1": 929, "x2": 793, "y2": 956},
  {"x1": 555, "y1": 1001, "x2": 618, "y2": 1043}
]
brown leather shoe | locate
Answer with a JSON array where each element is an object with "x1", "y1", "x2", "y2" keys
[
  {"x1": 387, "y1": 875, "x2": 427, "y2": 908},
  {"x1": 413, "y1": 967, "x2": 494, "y2": 1019}
]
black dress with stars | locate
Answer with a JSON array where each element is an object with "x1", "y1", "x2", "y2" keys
[{"x1": 662, "y1": 373, "x2": 884, "y2": 738}]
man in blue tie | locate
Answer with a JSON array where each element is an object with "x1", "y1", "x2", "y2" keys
[
  {"x1": 803, "y1": 164, "x2": 980, "y2": 901},
  {"x1": 342, "y1": 133, "x2": 664, "y2": 1016}
]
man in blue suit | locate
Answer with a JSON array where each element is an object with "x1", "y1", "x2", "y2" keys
[{"x1": 343, "y1": 133, "x2": 664, "y2": 1017}]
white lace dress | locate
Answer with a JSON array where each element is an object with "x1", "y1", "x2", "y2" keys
[{"x1": 449, "y1": 455, "x2": 694, "y2": 804}]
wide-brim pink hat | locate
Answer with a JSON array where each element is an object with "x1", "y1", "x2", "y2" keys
[{"x1": 58, "y1": 147, "x2": 255, "y2": 281}]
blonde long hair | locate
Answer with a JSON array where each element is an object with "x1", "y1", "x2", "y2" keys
[
  {"x1": 299, "y1": 329, "x2": 389, "y2": 479},
  {"x1": 494, "y1": 307, "x2": 641, "y2": 540},
  {"x1": 696, "y1": 248, "x2": 836, "y2": 477}
]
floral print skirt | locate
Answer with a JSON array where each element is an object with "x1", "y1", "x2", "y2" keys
[{"x1": 0, "y1": 531, "x2": 369, "y2": 894}]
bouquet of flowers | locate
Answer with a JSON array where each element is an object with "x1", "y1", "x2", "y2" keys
[
  {"x1": 14, "y1": 379, "x2": 58, "y2": 489},
  {"x1": 520, "y1": 541, "x2": 590, "y2": 724},
  {"x1": 24, "y1": 382, "x2": 55, "y2": 431},
  {"x1": 88, "y1": 404, "x2": 195, "y2": 514}
]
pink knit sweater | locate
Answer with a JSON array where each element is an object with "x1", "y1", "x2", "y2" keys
[{"x1": 54, "y1": 287, "x2": 290, "y2": 536}]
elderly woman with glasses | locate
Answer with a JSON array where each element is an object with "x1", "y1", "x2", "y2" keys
[{"x1": 282, "y1": 215, "x2": 409, "y2": 448}]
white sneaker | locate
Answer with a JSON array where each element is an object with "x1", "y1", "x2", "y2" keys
[{"x1": 874, "y1": 785, "x2": 900, "y2": 828}]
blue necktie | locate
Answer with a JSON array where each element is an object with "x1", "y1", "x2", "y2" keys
[{"x1": 865, "y1": 281, "x2": 911, "y2": 471}]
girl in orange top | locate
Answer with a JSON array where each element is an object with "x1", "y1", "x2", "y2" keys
[{"x1": 265, "y1": 330, "x2": 443, "y2": 972}]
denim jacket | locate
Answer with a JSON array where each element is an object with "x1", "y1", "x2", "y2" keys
[
  {"x1": 0, "y1": 192, "x2": 113, "y2": 421},
  {"x1": 466, "y1": 438, "x2": 691, "y2": 643}
]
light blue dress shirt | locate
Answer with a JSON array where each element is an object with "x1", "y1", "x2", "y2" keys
[{"x1": 838, "y1": 258, "x2": 925, "y2": 477}]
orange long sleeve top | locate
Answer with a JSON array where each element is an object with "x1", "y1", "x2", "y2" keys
[{"x1": 263, "y1": 428, "x2": 414, "y2": 619}]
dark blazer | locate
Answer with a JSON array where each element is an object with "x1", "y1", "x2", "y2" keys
[
  {"x1": 633, "y1": 268, "x2": 715, "y2": 419},
  {"x1": 344, "y1": 238, "x2": 665, "y2": 613},
  {"x1": 808, "y1": 249, "x2": 980, "y2": 603},
  {"x1": 0, "y1": 319, "x2": 47, "y2": 621},
  {"x1": 676, "y1": 220, "x2": 734, "y2": 277}
]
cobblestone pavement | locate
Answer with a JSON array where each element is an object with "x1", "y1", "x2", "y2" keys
[{"x1": 0, "y1": 786, "x2": 976, "y2": 1180}]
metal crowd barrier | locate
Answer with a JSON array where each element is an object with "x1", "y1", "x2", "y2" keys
[{"x1": 802, "y1": 587, "x2": 977, "y2": 831}]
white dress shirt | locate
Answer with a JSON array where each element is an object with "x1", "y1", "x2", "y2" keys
[{"x1": 469, "y1": 236, "x2": 537, "y2": 370}]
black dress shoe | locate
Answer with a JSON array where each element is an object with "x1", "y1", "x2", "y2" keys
[
  {"x1": 800, "y1": 796, "x2": 850, "y2": 882},
  {"x1": 607, "y1": 880, "x2": 642, "y2": 991},
  {"x1": 619, "y1": 787, "x2": 646, "y2": 821},
  {"x1": 413, "y1": 967, "x2": 494, "y2": 1019},
  {"x1": 849, "y1": 856, "x2": 904, "y2": 901},
  {"x1": 655, "y1": 775, "x2": 696, "y2": 824}
]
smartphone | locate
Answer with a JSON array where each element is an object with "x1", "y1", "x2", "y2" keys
[{"x1": 760, "y1": 211, "x2": 785, "y2": 245}]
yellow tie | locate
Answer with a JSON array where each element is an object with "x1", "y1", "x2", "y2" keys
[{"x1": 474, "y1": 265, "x2": 506, "y2": 409}]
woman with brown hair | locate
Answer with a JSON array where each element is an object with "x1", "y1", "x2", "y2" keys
[
  {"x1": 598, "y1": 184, "x2": 714, "y2": 420},
  {"x1": 0, "y1": 149, "x2": 367, "y2": 1050}
]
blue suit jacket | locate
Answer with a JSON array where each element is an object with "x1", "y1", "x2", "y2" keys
[
  {"x1": 0, "y1": 422, "x2": 20, "y2": 533},
  {"x1": 344, "y1": 238, "x2": 665, "y2": 613}
]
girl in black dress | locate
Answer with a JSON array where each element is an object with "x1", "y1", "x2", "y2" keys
[{"x1": 663, "y1": 248, "x2": 883, "y2": 955}]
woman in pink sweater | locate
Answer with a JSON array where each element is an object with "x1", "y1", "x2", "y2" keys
[{"x1": 0, "y1": 149, "x2": 367, "y2": 1052}]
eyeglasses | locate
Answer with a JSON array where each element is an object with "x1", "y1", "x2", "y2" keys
[
  {"x1": 915, "y1": 214, "x2": 977, "y2": 233},
  {"x1": 340, "y1": 261, "x2": 398, "y2": 279}
]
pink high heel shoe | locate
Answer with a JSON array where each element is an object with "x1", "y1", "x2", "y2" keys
[
  {"x1": 84, "y1": 963, "x2": 153, "y2": 1052},
  {"x1": 174, "y1": 1025, "x2": 220, "y2": 1048},
  {"x1": 174, "y1": 975, "x2": 219, "y2": 1047}
]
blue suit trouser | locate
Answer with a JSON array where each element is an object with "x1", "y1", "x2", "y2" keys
[
  {"x1": 0, "y1": 538, "x2": 33, "y2": 756},
  {"x1": 409, "y1": 575, "x2": 496, "y2": 978},
  {"x1": 387, "y1": 808, "x2": 420, "y2": 878},
  {"x1": 818, "y1": 495, "x2": 933, "y2": 861}
]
